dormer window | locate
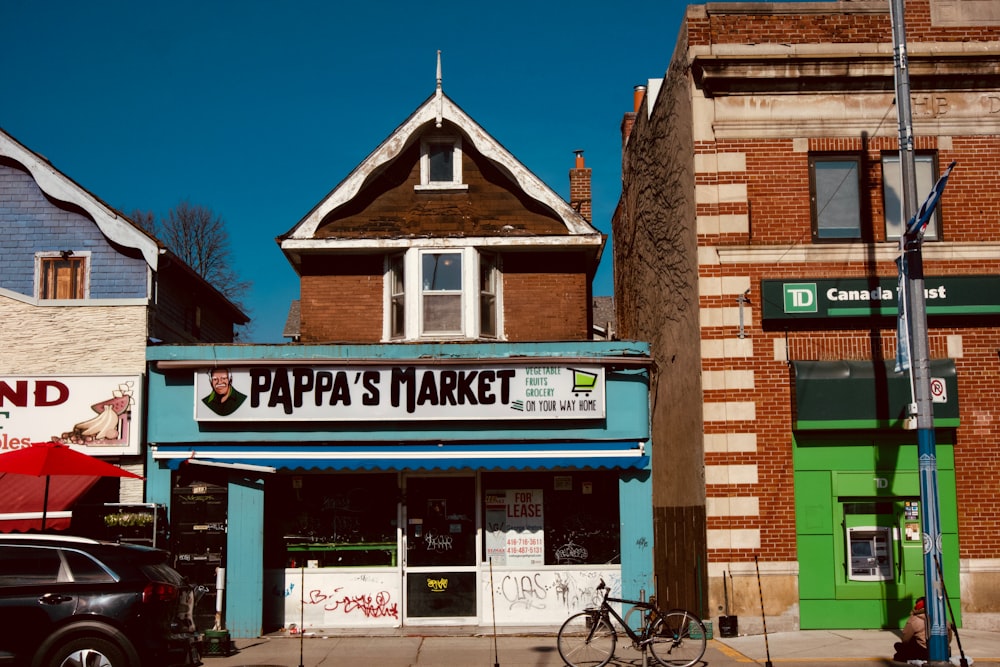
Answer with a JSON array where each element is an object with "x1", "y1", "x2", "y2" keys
[
  {"x1": 416, "y1": 137, "x2": 468, "y2": 191},
  {"x1": 386, "y1": 247, "x2": 501, "y2": 341}
]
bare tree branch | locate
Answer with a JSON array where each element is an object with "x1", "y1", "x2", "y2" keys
[{"x1": 129, "y1": 201, "x2": 251, "y2": 308}]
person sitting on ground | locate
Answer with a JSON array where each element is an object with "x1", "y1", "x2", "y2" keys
[
  {"x1": 893, "y1": 597, "x2": 952, "y2": 663},
  {"x1": 894, "y1": 597, "x2": 930, "y2": 662}
]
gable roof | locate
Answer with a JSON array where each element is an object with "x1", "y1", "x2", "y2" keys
[
  {"x1": 1, "y1": 127, "x2": 248, "y2": 326},
  {"x1": 0, "y1": 127, "x2": 161, "y2": 270},
  {"x1": 278, "y1": 87, "x2": 603, "y2": 263}
]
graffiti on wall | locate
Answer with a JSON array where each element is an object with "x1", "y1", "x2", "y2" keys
[
  {"x1": 483, "y1": 568, "x2": 622, "y2": 625},
  {"x1": 273, "y1": 571, "x2": 401, "y2": 629}
]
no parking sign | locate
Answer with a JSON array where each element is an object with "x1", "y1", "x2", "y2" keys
[{"x1": 930, "y1": 377, "x2": 947, "y2": 403}]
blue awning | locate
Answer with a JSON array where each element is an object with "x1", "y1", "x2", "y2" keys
[{"x1": 152, "y1": 442, "x2": 648, "y2": 473}]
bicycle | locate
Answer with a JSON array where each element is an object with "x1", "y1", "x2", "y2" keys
[{"x1": 556, "y1": 579, "x2": 707, "y2": 667}]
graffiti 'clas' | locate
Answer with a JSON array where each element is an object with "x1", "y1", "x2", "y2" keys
[{"x1": 247, "y1": 367, "x2": 517, "y2": 415}]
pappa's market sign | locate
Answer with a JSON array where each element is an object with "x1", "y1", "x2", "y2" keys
[{"x1": 194, "y1": 365, "x2": 605, "y2": 422}]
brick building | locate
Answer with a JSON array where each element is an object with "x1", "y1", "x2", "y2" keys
[
  {"x1": 144, "y1": 75, "x2": 653, "y2": 637},
  {"x1": 614, "y1": 0, "x2": 1000, "y2": 632},
  {"x1": 0, "y1": 128, "x2": 247, "y2": 531}
]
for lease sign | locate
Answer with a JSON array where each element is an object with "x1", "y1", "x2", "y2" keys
[
  {"x1": 195, "y1": 364, "x2": 605, "y2": 422},
  {"x1": 484, "y1": 489, "x2": 545, "y2": 567}
]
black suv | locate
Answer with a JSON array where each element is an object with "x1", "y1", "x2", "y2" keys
[{"x1": 0, "y1": 535, "x2": 201, "y2": 667}]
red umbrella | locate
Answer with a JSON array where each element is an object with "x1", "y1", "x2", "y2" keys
[{"x1": 0, "y1": 441, "x2": 143, "y2": 530}]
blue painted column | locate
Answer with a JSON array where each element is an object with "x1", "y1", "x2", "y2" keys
[
  {"x1": 619, "y1": 468, "x2": 654, "y2": 602},
  {"x1": 144, "y1": 448, "x2": 172, "y2": 507},
  {"x1": 225, "y1": 476, "x2": 265, "y2": 638}
]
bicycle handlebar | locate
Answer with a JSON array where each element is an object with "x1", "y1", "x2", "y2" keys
[{"x1": 596, "y1": 580, "x2": 656, "y2": 610}]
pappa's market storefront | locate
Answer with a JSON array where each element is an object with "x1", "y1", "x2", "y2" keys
[{"x1": 145, "y1": 342, "x2": 653, "y2": 638}]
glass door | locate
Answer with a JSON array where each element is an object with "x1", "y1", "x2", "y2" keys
[{"x1": 403, "y1": 475, "x2": 478, "y2": 623}]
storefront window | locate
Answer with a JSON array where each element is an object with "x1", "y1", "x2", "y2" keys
[
  {"x1": 406, "y1": 476, "x2": 477, "y2": 567},
  {"x1": 481, "y1": 471, "x2": 620, "y2": 566},
  {"x1": 264, "y1": 473, "x2": 399, "y2": 568}
]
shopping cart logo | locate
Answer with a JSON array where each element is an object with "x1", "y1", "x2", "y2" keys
[{"x1": 569, "y1": 368, "x2": 598, "y2": 395}]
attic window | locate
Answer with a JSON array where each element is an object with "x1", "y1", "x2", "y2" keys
[
  {"x1": 416, "y1": 137, "x2": 468, "y2": 191},
  {"x1": 36, "y1": 252, "x2": 89, "y2": 300}
]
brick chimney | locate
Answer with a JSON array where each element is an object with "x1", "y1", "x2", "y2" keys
[
  {"x1": 569, "y1": 150, "x2": 592, "y2": 223},
  {"x1": 621, "y1": 85, "x2": 646, "y2": 147}
]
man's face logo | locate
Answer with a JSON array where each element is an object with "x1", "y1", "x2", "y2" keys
[{"x1": 210, "y1": 371, "x2": 231, "y2": 395}]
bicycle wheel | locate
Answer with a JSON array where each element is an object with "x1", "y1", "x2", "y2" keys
[
  {"x1": 557, "y1": 611, "x2": 617, "y2": 667},
  {"x1": 647, "y1": 609, "x2": 706, "y2": 667}
]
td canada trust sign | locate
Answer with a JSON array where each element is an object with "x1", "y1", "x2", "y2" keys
[
  {"x1": 761, "y1": 276, "x2": 1000, "y2": 320},
  {"x1": 194, "y1": 364, "x2": 606, "y2": 422}
]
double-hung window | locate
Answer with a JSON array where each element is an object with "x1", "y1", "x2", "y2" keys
[
  {"x1": 809, "y1": 155, "x2": 862, "y2": 241},
  {"x1": 387, "y1": 248, "x2": 501, "y2": 340},
  {"x1": 389, "y1": 254, "x2": 406, "y2": 339},
  {"x1": 479, "y1": 252, "x2": 498, "y2": 339},
  {"x1": 421, "y1": 251, "x2": 463, "y2": 334},
  {"x1": 882, "y1": 153, "x2": 939, "y2": 241},
  {"x1": 37, "y1": 252, "x2": 88, "y2": 299}
]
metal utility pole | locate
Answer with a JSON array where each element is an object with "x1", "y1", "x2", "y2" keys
[{"x1": 889, "y1": 0, "x2": 950, "y2": 663}]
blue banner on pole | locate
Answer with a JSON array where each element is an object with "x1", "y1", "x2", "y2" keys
[
  {"x1": 905, "y1": 160, "x2": 956, "y2": 242},
  {"x1": 895, "y1": 255, "x2": 910, "y2": 373},
  {"x1": 896, "y1": 161, "x2": 956, "y2": 374}
]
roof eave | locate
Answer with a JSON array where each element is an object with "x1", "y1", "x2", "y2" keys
[{"x1": 0, "y1": 128, "x2": 161, "y2": 270}]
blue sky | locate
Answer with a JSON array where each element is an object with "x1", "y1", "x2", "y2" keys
[{"x1": 4, "y1": 1, "x2": 692, "y2": 342}]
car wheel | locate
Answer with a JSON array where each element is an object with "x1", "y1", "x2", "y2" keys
[{"x1": 43, "y1": 636, "x2": 126, "y2": 667}]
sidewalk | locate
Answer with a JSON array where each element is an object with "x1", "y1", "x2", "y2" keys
[
  {"x1": 198, "y1": 627, "x2": 1000, "y2": 667},
  {"x1": 718, "y1": 628, "x2": 1000, "y2": 665}
]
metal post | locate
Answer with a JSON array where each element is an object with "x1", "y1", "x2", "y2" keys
[{"x1": 889, "y1": 0, "x2": 949, "y2": 663}]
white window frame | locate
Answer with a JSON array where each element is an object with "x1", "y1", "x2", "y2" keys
[
  {"x1": 479, "y1": 251, "x2": 499, "y2": 339},
  {"x1": 35, "y1": 251, "x2": 91, "y2": 300},
  {"x1": 419, "y1": 249, "x2": 464, "y2": 336},
  {"x1": 384, "y1": 247, "x2": 502, "y2": 341},
  {"x1": 882, "y1": 153, "x2": 939, "y2": 241},
  {"x1": 415, "y1": 137, "x2": 468, "y2": 191},
  {"x1": 388, "y1": 253, "x2": 406, "y2": 339}
]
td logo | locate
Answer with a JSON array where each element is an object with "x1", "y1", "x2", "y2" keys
[{"x1": 783, "y1": 283, "x2": 818, "y2": 313}]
